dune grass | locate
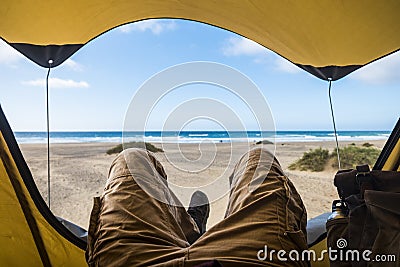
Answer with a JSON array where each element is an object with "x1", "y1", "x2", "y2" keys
[
  {"x1": 106, "y1": 142, "x2": 163, "y2": 155},
  {"x1": 289, "y1": 144, "x2": 381, "y2": 172},
  {"x1": 288, "y1": 147, "x2": 330, "y2": 172},
  {"x1": 330, "y1": 145, "x2": 380, "y2": 169}
]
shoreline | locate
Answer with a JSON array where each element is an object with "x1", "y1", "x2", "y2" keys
[
  {"x1": 15, "y1": 130, "x2": 390, "y2": 145},
  {"x1": 15, "y1": 137, "x2": 390, "y2": 145},
  {"x1": 19, "y1": 139, "x2": 387, "y2": 229}
]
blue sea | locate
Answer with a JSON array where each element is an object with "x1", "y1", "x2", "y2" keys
[{"x1": 14, "y1": 131, "x2": 390, "y2": 144}]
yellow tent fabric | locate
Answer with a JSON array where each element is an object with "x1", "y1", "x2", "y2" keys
[
  {"x1": 1, "y1": 0, "x2": 400, "y2": 80},
  {"x1": 0, "y1": 1, "x2": 399, "y2": 266},
  {"x1": 0, "y1": 106, "x2": 86, "y2": 266}
]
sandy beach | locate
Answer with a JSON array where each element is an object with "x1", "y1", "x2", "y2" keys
[{"x1": 19, "y1": 140, "x2": 386, "y2": 230}]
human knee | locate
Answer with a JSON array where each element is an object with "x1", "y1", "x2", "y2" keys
[
  {"x1": 117, "y1": 148, "x2": 160, "y2": 168},
  {"x1": 120, "y1": 148, "x2": 167, "y2": 180},
  {"x1": 108, "y1": 148, "x2": 151, "y2": 178},
  {"x1": 250, "y1": 147, "x2": 274, "y2": 158},
  {"x1": 110, "y1": 147, "x2": 146, "y2": 165},
  {"x1": 121, "y1": 147, "x2": 150, "y2": 158},
  {"x1": 241, "y1": 147, "x2": 276, "y2": 165}
]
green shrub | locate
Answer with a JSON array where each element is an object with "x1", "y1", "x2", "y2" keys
[
  {"x1": 289, "y1": 145, "x2": 381, "y2": 172},
  {"x1": 331, "y1": 145, "x2": 380, "y2": 169},
  {"x1": 106, "y1": 142, "x2": 163, "y2": 155},
  {"x1": 288, "y1": 147, "x2": 330, "y2": 172}
]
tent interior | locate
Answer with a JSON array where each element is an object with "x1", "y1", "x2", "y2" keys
[{"x1": 1, "y1": 1, "x2": 399, "y2": 266}]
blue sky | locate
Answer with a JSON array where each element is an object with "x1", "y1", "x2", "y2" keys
[{"x1": 0, "y1": 19, "x2": 399, "y2": 132}]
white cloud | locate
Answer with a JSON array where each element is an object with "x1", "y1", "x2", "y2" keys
[
  {"x1": 222, "y1": 37, "x2": 269, "y2": 56},
  {"x1": 350, "y1": 51, "x2": 400, "y2": 84},
  {"x1": 22, "y1": 78, "x2": 89, "y2": 89},
  {"x1": 274, "y1": 57, "x2": 301, "y2": 74},
  {"x1": 0, "y1": 39, "x2": 23, "y2": 65},
  {"x1": 63, "y1": 59, "x2": 83, "y2": 71},
  {"x1": 119, "y1": 20, "x2": 177, "y2": 35},
  {"x1": 222, "y1": 36, "x2": 301, "y2": 75}
]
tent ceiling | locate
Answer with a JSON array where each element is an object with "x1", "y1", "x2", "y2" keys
[{"x1": 1, "y1": 0, "x2": 400, "y2": 80}]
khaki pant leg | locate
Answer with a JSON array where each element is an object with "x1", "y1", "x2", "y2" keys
[
  {"x1": 186, "y1": 148, "x2": 308, "y2": 266},
  {"x1": 86, "y1": 148, "x2": 199, "y2": 267}
]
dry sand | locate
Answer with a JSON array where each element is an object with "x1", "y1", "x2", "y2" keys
[{"x1": 19, "y1": 140, "x2": 386, "y2": 230}]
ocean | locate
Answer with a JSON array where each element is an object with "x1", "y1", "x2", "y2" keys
[{"x1": 14, "y1": 131, "x2": 390, "y2": 144}]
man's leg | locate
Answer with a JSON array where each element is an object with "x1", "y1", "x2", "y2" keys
[
  {"x1": 186, "y1": 148, "x2": 308, "y2": 266},
  {"x1": 86, "y1": 148, "x2": 199, "y2": 267}
]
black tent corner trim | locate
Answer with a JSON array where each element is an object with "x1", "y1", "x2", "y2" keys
[
  {"x1": 10, "y1": 43, "x2": 83, "y2": 68},
  {"x1": 0, "y1": 105, "x2": 87, "y2": 250},
  {"x1": 296, "y1": 64, "x2": 362, "y2": 81},
  {"x1": 374, "y1": 118, "x2": 400, "y2": 170}
]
